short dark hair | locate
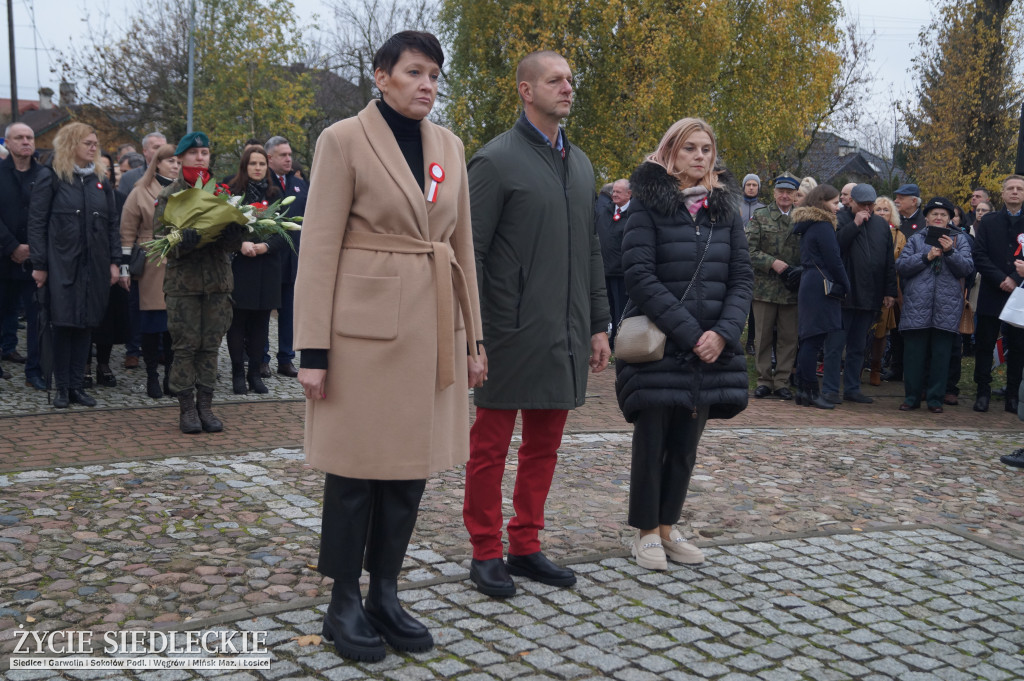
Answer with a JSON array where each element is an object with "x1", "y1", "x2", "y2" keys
[
  {"x1": 802, "y1": 184, "x2": 840, "y2": 212},
  {"x1": 372, "y1": 31, "x2": 444, "y2": 74}
]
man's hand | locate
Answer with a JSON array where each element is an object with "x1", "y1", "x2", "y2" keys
[
  {"x1": 854, "y1": 209, "x2": 871, "y2": 226},
  {"x1": 31, "y1": 269, "x2": 46, "y2": 288},
  {"x1": 11, "y1": 244, "x2": 30, "y2": 264},
  {"x1": 1014, "y1": 259, "x2": 1024, "y2": 278},
  {"x1": 468, "y1": 345, "x2": 487, "y2": 388},
  {"x1": 883, "y1": 296, "x2": 895, "y2": 309},
  {"x1": 1001, "y1": 276, "x2": 1017, "y2": 293},
  {"x1": 770, "y1": 259, "x2": 788, "y2": 274},
  {"x1": 109, "y1": 264, "x2": 120, "y2": 286},
  {"x1": 298, "y1": 368, "x2": 328, "y2": 401},
  {"x1": 694, "y1": 330, "x2": 725, "y2": 364},
  {"x1": 590, "y1": 332, "x2": 610, "y2": 373}
]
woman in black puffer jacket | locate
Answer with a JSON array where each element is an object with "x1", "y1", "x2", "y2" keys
[{"x1": 615, "y1": 118, "x2": 753, "y2": 572}]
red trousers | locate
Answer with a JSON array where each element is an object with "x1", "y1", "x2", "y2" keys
[{"x1": 463, "y1": 407, "x2": 568, "y2": 560}]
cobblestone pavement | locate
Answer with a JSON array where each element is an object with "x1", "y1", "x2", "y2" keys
[{"x1": 4, "y1": 528, "x2": 1023, "y2": 680}]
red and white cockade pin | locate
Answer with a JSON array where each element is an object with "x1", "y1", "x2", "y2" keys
[
  {"x1": 97, "y1": 183, "x2": 104, "y2": 190},
  {"x1": 1015, "y1": 233, "x2": 1024, "y2": 256},
  {"x1": 427, "y1": 163, "x2": 445, "y2": 203},
  {"x1": 612, "y1": 212, "x2": 621, "y2": 222}
]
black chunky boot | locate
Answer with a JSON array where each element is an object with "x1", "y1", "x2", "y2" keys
[
  {"x1": 232, "y1": 362, "x2": 247, "y2": 395},
  {"x1": 247, "y1": 365, "x2": 268, "y2": 394},
  {"x1": 146, "y1": 370, "x2": 162, "y2": 399},
  {"x1": 196, "y1": 387, "x2": 223, "y2": 432},
  {"x1": 177, "y1": 389, "x2": 202, "y2": 433},
  {"x1": 321, "y1": 581, "x2": 385, "y2": 662},
  {"x1": 364, "y1": 577, "x2": 433, "y2": 652}
]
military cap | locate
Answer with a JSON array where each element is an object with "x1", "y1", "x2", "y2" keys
[{"x1": 175, "y1": 131, "x2": 211, "y2": 156}]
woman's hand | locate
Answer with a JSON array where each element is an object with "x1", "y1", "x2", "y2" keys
[
  {"x1": 694, "y1": 330, "x2": 725, "y2": 364},
  {"x1": 927, "y1": 246, "x2": 942, "y2": 261},
  {"x1": 109, "y1": 264, "x2": 120, "y2": 286},
  {"x1": 938, "y1": 234, "x2": 953, "y2": 252},
  {"x1": 241, "y1": 241, "x2": 259, "y2": 257},
  {"x1": 298, "y1": 368, "x2": 328, "y2": 401},
  {"x1": 468, "y1": 345, "x2": 488, "y2": 388},
  {"x1": 118, "y1": 275, "x2": 131, "y2": 291},
  {"x1": 32, "y1": 270, "x2": 47, "y2": 288}
]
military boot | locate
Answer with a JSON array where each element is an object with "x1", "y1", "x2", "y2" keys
[
  {"x1": 177, "y1": 390, "x2": 202, "y2": 434},
  {"x1": 196, "y1": 387, "x2": 223, "y2": 432}
]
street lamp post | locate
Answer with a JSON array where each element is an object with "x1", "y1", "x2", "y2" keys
[{"x1": 186, "y1": 0, "x2": 196, "y2": 133}]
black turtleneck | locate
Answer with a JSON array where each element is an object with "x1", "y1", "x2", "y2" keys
[{"x1": 378, "y1": 97, "x2": 424, "y2": 189}]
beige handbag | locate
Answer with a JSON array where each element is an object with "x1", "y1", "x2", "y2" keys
[{"x1": 615, "y1": 224, "x2": 714, "y2": 364}]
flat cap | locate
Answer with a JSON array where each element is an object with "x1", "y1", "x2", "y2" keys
[
  {"x1": 894, "y1": 183, "x2": 920, "y2": 197},
  {"x1": 850, "y1": 184, "x2": 877, "y2": 204}
]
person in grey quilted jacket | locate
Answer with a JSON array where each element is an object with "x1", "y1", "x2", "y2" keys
[{"x1": 895, "y1": 197, "x2": 973, "y2": 413}]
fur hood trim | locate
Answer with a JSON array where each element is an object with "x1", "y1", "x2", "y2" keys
[
  {"x1": 629, "y1": 161, "x2": 739, "y2": 222},
  {"x1": 791, "y1": 206, "x2": 837, "y2": 227}
]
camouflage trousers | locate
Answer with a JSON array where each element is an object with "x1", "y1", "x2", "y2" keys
[{"x1": 166, "y1": 293, "x2": 232, "y2": 394}]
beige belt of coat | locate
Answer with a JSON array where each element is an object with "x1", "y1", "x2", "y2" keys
[{"x1": 342, "y1": 231, "x2": 478, "y2": 391}]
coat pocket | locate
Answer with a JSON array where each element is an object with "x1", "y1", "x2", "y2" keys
[{"x1": 334, "y1": 273, "x2": 401, "y2": 340}]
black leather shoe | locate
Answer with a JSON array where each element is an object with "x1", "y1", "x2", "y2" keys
[
  {"x1": 53, "y1": 388, "x2": 69, "y2": 409},
  {"x1": 278, "y1": 361, "x2": 299, "y2": 378},
  {"x1": 470, "y1": 558, "x2": 516, "y2": 597},
  {"x1": 96, "y1": 364, "x2": 117, "y2": 387},
  {"x1": 248, "y1": 370, "x2": 268, "y2": 394},
  {"x1": 146, "y1": 374, "x2": 163, "y2": 399},
  {"x1": 821, "y1": 391, "x2": 843, "y2": 404},
  {"x1": 259, "y1": 362, "x2": 272, "y2": 378},
  {"x1": 321, "y1": 594, "x2": 386, "y2": 662},
  {"x1": 773, "y1": 387, "x2": 793, "y2": 401},
  {"x1": 69, "y1": 388, "x2": 97, "y2": 407},
  {"x1": 2, "y1": 350, "x2": 26, "y2": 364},
  {"x1": 843, "y1": 391, "x2": 874, "y2": 404},
  {"x1": 974, "y1": 395, "x2": 990, "y2": 412},
  {"x1": 1005, "y1": 398, "x2": 1018, "y2": 414},
  {"x1": 25, "y1": 376, "x2": 46, "y2": 391},
  {"x1": 507, "y1": 551, "x2": 576, "y2": 587},
  {"x1": 1001, "y1": 448, "x2": 1024, "y2": 468},
  {"x1": 364, "y1": 577, "x2": 433, "y2": 652},
  {"x1": 754, "y1": 385, "x2": 771, "y2": 398}
]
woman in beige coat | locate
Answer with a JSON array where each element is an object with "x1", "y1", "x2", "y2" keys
[
  {"x1": 294, "y1": 31, "x2": 485, "y2": 663},
  {"x1": 119, "y1": 144, "x2": 179, "y2": 398}
]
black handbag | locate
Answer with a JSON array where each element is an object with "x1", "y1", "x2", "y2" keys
[{"x1": 128, "y1": 244, "x2": 146, "y2": 278}]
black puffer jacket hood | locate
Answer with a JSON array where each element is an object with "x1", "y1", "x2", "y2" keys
[{"x1": 614, "y1": 162, "x2": 754, "y2": 422}]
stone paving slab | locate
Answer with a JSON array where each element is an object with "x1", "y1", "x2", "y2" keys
[
  {"x1": 2, "y1": 427, "x2": 1023, "y2": 660},
  {"x1": 4, "y1": 528, "x2": 1023, "y2": 680}
]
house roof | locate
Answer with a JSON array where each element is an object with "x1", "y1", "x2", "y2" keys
[
  {"x1": 19, "y1": 107, "x2": 72, "y2": 136},
  {"x1": 0, "y1": 99, "x2": 40, "y2": 116},
  {"x1": 801, "y1": 132, "x2": 906, "y2": 186}
]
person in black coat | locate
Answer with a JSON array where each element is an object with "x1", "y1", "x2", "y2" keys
[
  {"x1": 0, "y1": 122, "x2": 46, "y2": 389},
  {"x1": 264, "y1": 136, "x2": 307, "y2": 378},
  {"x1": 792, "y1": 185, "x2": 851, "y2": 409},
  {"x1": 971, "y1": 174, "x2": 1024, "y2": 412},
  {"x1": 822, "y1": 184, "x2": 897, "y2": 404},
  {"x1": 595, "y1": 178, "x2": 631, "y2": 347},
  {"x1": 27, "y1": 123, "x2": 122, "y2": 408},
  {"x1": 226, "y1": 146, "x2": 284, "y2": 395},
  {"x1": 615, "y1": 118, "x2": 753, "y2": 572}
]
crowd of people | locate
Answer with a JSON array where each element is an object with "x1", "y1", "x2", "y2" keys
[
  {"x1": 0, "y1": 121, "x2": 307, "y2": 425},
  {"x1": 3, "y1": 28, "x2": 1023, "y2": 665}
]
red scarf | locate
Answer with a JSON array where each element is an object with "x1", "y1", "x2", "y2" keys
[{"x1": 181, "y1": 166, "x2": 211, "y2": 187}]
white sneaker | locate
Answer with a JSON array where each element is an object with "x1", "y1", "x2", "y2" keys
[
  {"x1": 663, "y1": 529, "x2": 704, "y2": 564},
  {"x1": 631, "y1": 533, "x2": 668, "y2": 570}
]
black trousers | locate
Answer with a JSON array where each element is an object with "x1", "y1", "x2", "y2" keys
[
  {"x1": 628, "y1": 405, "x2": 709, "y2": 530},
  {"x1": 605, "y1": 276, "x2": 627, "y2": 347},
  {"x1": 53, "y1": 327, "x2": 91, "y2": 390},
  {"x1": 227, "y1": 308, "x2": 271, "y2": 368},
  {"x1": 974, "y1": 314, "x2": 1024, "y2": 397},
  {"x1": 318, "y1": 474, "x2": 426, "y2": 582},
  {"x1": 141, "y1": 331, "x2": 173, "y2": 374},
  {"x1": 796, "y1": 333, "x2": 827, "y2": 386}
]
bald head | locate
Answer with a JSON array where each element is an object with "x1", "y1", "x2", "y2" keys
[
  {"x1": 516, "y1": 50, "x2": 564, "y2": 86},
  {"x1": 840, "y1": 183, "x2": 856, "y2": 207}
]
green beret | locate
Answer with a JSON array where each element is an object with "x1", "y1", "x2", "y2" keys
[{"x1": 175, "y1": 131, "x2": 210, "y2": 155}]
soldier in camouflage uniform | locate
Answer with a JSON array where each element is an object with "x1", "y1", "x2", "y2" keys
[
  {"x1": 154, "y1": 132, "x2": 245, "y2": 434},
  {"x1": 744, "y1": 173, "x2": 803, "y2": 400}
]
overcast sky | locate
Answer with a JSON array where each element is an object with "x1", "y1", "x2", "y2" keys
[{"x1": 2, "y1": 0, "x2": 934, "y2": 146}]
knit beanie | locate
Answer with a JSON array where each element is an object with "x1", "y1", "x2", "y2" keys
[{"x1": 742, "y1": 173, "x2": 760, "y2": 188}]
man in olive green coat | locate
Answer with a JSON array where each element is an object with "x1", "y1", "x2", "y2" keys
[
  {"x1": 464, "y1": 50, "x2": 610, "y2": 599},
  {"x1": 745, "y1": 173, "x2": 802, "y2": 400}
]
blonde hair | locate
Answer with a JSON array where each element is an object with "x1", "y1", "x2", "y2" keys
[
  {"x1": 874, "y1": 196, "x2": 901, "y2": 228},
  {"x1": 647, "y1": 118, "x2": 721, "y2": 190},
  {"x1": 799, "y1": 176, "x2": 818, "y2": 194},
  {"x1": 51, "y1": 122, "x2": 106, "y2": 184},
  {"x1": 140, "y1": 144, "x2": 178, "y2": 188}
]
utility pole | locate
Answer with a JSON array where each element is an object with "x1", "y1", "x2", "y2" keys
[
  {"x1": 186, "y1": 0, "x2": 196, "y2": 133},
  {"x1": 6, "y1": 0, "x2": 18, "y2": 122},
  {"x1": 1016, "y1": 101, "x2": 1024, "y2": 175}
]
